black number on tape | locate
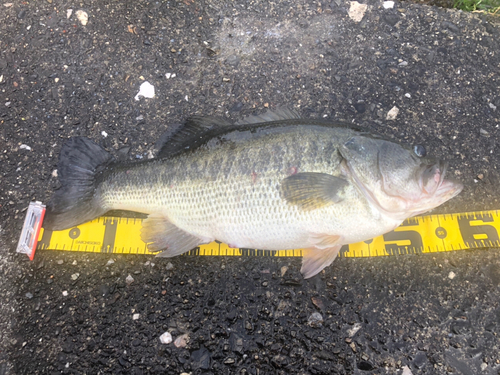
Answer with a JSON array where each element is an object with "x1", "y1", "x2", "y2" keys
[
  {"x1": 383, "y1": 230, "x2": 423, "y2": 255},
  {"x1": 458, "y1": 214, "x2": 500, "y2": 247}
]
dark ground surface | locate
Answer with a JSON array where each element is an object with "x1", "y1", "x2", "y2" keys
[{"x1": 1, "y1": 0, "x2": 500, "y2": 374}]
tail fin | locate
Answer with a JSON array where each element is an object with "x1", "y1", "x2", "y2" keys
[{"x1": 44, "y1": 137, "x2": 113, "y2": 231}]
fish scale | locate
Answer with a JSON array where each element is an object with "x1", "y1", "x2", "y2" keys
[{"x1": 44, "y1": 110, "x2": 462, "y2": 278}]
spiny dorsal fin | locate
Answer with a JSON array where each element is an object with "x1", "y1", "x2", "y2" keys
[
  {"x1": 156, "y1": 116, "x2": 231, "y2": 159},
  {"x1": 235, "y1": 108, "x2": 301, "y2": 125}
]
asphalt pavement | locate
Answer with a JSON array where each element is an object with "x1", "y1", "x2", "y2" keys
[{"x1": 0, "y1": 0, "x2": 499, "y2": 374}]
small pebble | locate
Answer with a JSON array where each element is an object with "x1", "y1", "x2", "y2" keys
[
  {"x1": 386, "y1": 106, "x2": 399, "y2": 120},
  {"x1": 132, "y1": 313, "x2": 140, "y2": 320},
  {"x1": 71, "y1": 273, "x2": 79, "y2": 281},
  {"x1": 159, "y1": 331, "x2": 172, "y2": 344},
  {"x1": 75, "y1": 10, "x2": 88, "y2": 26},
  {"x1": 126, "y1": 274, "x2": 134, "y2": 285},
  {"x1": 134, "y1": 81, "x2": 155, "y2": 101},
  {"x1": 62, "y1": 291, "x2": 68, "y2": 297},
  {"x1": 280, "y1": 266, "x2": 288, "y2": 277},
  {"x1": 20, "y1": 144, "x2": 32, "y2": 151},
  {"x1": 166, "y1": 262, "x2": 174, "y2": 270},
  {"x1": 347, "y1": 322, "x2": 362, "y2": 337},
  {"x1": 448, "y1": 271, "x2": 456, "y2": 280},
  {"x1": 57, "y1": 260, "x2": 64, "y2": 265},
  {"x1": 308, "y1": 312, "x2": 323, "y2": 327},
  {"x1": 480, "y1": 128, "x2": 490, "y2": 137},
  {"x1": 174, "y1": 333, "x2": 189, "y2": 348},
  {"x1": 383, "y1": 1, "x2": 395, "y2": 8},
  {"x1": 66, "y1": 9, "x2": 73, "y2": 19},
  {"x1": 25, "y1": 292, "x2": 33, "y2": 299},
  {"x1": 106, "y1": 259, "x2": 114, "y2": 266},
  {"x1": 348, "y1": 1, "x2": 367, "y2": 23}
]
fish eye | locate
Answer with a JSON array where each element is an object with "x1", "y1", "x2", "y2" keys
[{"x1": 413, "y1": 144, "x2": 426, "y2": 158}]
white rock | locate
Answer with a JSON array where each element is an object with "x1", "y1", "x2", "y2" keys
[
  {"x1": 132, "y1": 313, "x2": 140, "y2": 320},
  {"x1": 159, "y1": 331, "x2": 173, "y2": 344},
  {"x1": 75, "y1": 10, "x2": 88, "y2": 26},
  {"x1": 448, "y1": 271, "x2": 456, "y2": 280},
  {"x1": 67, "y1": 9, "x2": 73, "y2": 19},
  {"x1": 71, "y1": 273, "x2": 79, "y2": 280},
  {"x1": 134, "y1": 81, "x2": 155, "y2": 101},
  {"x1": 405, "y1": 93, "x2": 411, "y2": 98},
  {"x1": 106, "y1": 259, "x2": 115, "y2": 266},
  {"x1": 165, "y1": 73, "x2": 172, "y2": 79},
  {"x1": 402, "y1": 366, "x2": 413, "y2": 375},
  {"x1": 386, "y1": 106, "x2": 399, "y2": 120},
  {"x1": 383, "y1": 1, "x2": 395, "y2": 9},
  {"x1": 348, "y1": 1, "x2": 368, "y2": 23},
  {"x1": 62, "y1": 291, "x2": 68, "y2": 297},
  {"x1": 52, "y1": 169, "x2": 58, "y2": 178},
  {"x1": 20, "y1": 144, "x2": 32, "y2": 151},
  {"x1": 347, "y1": 323, "x2": 362, "y2": 337},
  {"x1": 101, "y1": 131, "x2": 108, "y2": 138}
]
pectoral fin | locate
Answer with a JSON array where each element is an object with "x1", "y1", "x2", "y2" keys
[
  {"x1": 141, "y1": 213, "x2": 208, "y2": 257},
  {"x1": 301, "y1": 243, "x2": 342, "y2": 279},
  {"x1": 281, "y1": 172, "x2": 349, "y2": 211}
]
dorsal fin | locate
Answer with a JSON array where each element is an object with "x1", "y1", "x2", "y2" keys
[
  {"x1": 156, "y1": 116, "x2": 231, "y2": 159},
  {"x1": 235, "y1": 108, "x2": 301, "y2": 125},
  {"x1": 156, "y1": 108, "x2": 302, "y2": 159}
]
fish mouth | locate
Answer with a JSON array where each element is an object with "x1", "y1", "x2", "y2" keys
[
  {"x1": 409, "y1": 161, "x2": 463, "y2": 216},
  {"x1": 344, "y1": 158, "x2": 463, "y2": 219},
  {"x1": 419, "y1": 161, "x2": 463, "y2": 199}
]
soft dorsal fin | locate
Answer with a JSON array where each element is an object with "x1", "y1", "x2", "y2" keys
[
  {"x1": 235, "y1": 108, "x2": 301, "y2": 125},
  {"x1": 156, "y1": 116, "x2": 231, "y2": 159}
]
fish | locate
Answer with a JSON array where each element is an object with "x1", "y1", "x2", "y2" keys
[{"x1": 44, "y1": 108, "x2": 463, "y2": 278}]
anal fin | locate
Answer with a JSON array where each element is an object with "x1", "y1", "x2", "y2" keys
[
  {"x1": 301, "y1": 233, "x2": 343, "y2": 278},
  {"x1": 141, "y1": 214, "x2": 208, "y2": 257}
]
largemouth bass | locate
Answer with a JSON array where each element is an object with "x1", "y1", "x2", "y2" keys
[{"x1": 44, "y1": 109, "x2": 463, "y2": 278}]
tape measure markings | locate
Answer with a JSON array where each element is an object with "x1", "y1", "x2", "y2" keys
[{"x1": 32, "y1": 209, "x2": 500, "y2": 258}]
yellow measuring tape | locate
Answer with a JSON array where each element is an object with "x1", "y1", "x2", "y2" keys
[{"x1": 29, "y1": 206, "x2": 500, "y2": 258}]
